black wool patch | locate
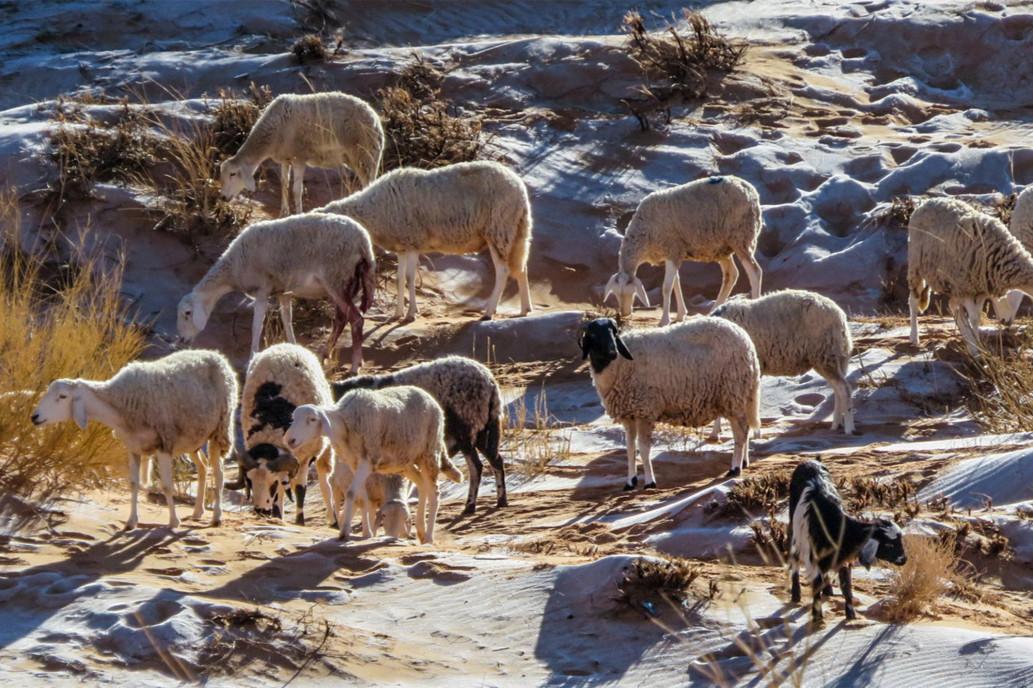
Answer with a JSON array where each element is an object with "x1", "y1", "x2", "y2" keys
[{"x1": 246, "y1": 382, "x2": 297, "y2": 438}]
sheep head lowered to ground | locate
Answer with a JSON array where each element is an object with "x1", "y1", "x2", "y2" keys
[{"x1": 232, "y1": 442, "x2": 300, "y2": 517}]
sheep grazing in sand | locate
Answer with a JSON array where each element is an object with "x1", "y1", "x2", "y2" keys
[
  {"x1": 177, "y1": 213, "x2": 375, "y2": 371},
  {"x1": 31, "y1": 350, "x2": 237, "y2": 529},
  {"x1": 319, "y1": 160, "x2": 533, "y2": 322},
  {"x1": 993, "y1": 186, "x2": 1033, "y2": 324},
  {"x1": 908, "y1": 197, "x2": 1033, "y2": 355},
  {"x1": 332, "y1": 355, "x2": 507, "y2": 515},
  {"x1": 789, "y1": 460, "x2": 907, "y2": 622},
  {"x1": 578, "y1": 317, "x2": 761, "y2": 485},
  {"x1": 226, "y1": 343, "x2": 334, "y2": 525},
  {"x1": 331, "y1": 467, "x2": 412, "y2": 539},
  {"x1": 219, "y1": 92, "x2": 384, "y2": 216},
  {"x1": 712, "y1": 289, "x2": 855, "y2": 436},
  {"x1": 604, "y1": 176, "x2": 763, "y2": 327},
  {"x1": 284, "y1": 386, "x2": 463, "y2": 544}
]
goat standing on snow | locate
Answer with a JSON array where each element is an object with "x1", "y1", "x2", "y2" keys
[{"x1": 788, "y1": 460, "x2": 907, "y2": 622}]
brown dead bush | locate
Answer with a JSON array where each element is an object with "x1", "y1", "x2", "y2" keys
[
  {"x1": 886, "y1": 533, "x2": 975, "y2": 621},
  {"x1": 710, "y1": 471, "x2": 790, "y2": 520},
  {"x1": 617, "y1": 557, "x2": 701, "y2": 615},
  {"x1": 209, "y1": 82, "x2": 273, "y2": 157}
]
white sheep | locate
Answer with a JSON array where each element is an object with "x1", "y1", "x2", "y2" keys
[
  {"x1": 31, "y1": 350, "x2": 237, "y2": 529},
  {"x1": 908, "y1": 197, "x2": 1033, "y2": 355},
  {"x1": 578, "y1": 317, "x2": 761, "y2": 485},
  {"x1": 331, "y1": 355, "x2": 506, "y2": 515},
  {"x1": 712, "y1": 289, "x2": 855, "y2": 436},
  {"x1": 992, "y1": 186, "x2": 1033, "y2": 324},
  {"x1": 219, "y1": 92, "x2": 384, "y2": 216},
  {"x1": 284, "y1": 386, "x2": 463, "y2": 543},
  {"x1": 319, "y1": 160, "x2": 533, "y2": 321},
  {"x1": 331, "y1": 466, "x2": 412, "y2": 539},
  {"x1": 176, "y1": 213, "x2": 376, "y2": 371},
  {"x1": 227, "y1": 343, "x2": 335, "y2": 525},
  {"x1": 604, "y1": 176, "x2": 763, "y2": 327}
]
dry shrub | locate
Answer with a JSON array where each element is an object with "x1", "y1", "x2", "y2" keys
[
  {"x1": 749, "y1": 509, "x2": 789, "y2": 563},
  {"x1": 502, "y1": 387, "x2": 572, "y2": 477},
  {"x1": 376, "y1": 54, "x2": 486, "y2": 170},
  {"x1": 209, "y1": 82, "x2": 273, "y2": 157},
  {"x1": 965, "y1": 329, "x2": 1033, "y2": 433},
  {"x1": 292, "y1": 34, "x2": 328, "y2": 63},
  {"x1": 984, "y1": 192, "x2": 1017, "y2": 226},
  {"x1": 0, "y1": 195, "x2": 146, "y2": 505},
  {"x1": 843, "y1": 476, "x2": 919, "y2": 525},
  {"x1": 886, "y1": 534, "x2": 960, "y2": 621},
  {"x1": 881, "y1": 195, "x2": 915, "y2": 230},
  {"x1": 711, "y1": 471, "x2": 790, "y2": 520},
  {"x1": 617, "y1": 557, "x2": 701, "y2": 615},
  {"x1": 621, "y1": 10, "x2": 746, "y2": 131}
]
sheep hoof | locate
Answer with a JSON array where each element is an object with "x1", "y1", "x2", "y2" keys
[
  {"x1": 623, "y1": 476, "x2": 638, "y2": 491},
  {"x1": 338, "y1": 533, "x2": 351, "y2": 542},
  {"x1": 790, "y1": 593, "x2": 801, "y2": 604},
  {"x1": 644, "y1": 481, "x2": 657, "y2": 490},
  {"x1": 496, "y1": 496, "x2": 508, "y2": 508},
  {"x1": 462, "y1": 503, "x2": 477, "y2": 516},
  {"x1": 726, "y1": 467, "x2": 741, "y2": 478},
  {"x1": 124, "y1": 519, "x2": 138, "y2": 531},
  {"x1": 845, "y1": 606, "x2": 857, "y2": 621},
  {"x1": 295, "y1": 514, "x2": 306, "y2": 526}
]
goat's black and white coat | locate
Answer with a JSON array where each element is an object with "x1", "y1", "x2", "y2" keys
[{"x1": 788, "y1": 460, "x2": 908, "y2": 621}]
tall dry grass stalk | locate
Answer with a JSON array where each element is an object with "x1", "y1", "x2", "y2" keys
[
  {"x1": 0, "y1": 194, "x2": 146, "y2": 501},
  {"x1": 502, "y1": 386, "x2": 572, "y2": 477},
  {"x1": 885, "y1": 534, "x2": 959, "y2": 621},
  {"x1": 965, "y1": 329, "x2": 1033, "y2": 433}
]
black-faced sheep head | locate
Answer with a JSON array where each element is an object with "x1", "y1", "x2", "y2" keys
[
  {"x1": 578, "y1": 318, "x2": 633, "y2": 373},
  {"x1": 860, "y1": 518, "x2": 908, "y2": 569}
]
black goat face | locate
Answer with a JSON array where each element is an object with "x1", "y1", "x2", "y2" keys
[
  {"x1": 578, "y1": 318, "x2": 632, "y2": 373},
  {"x1": 871, "y1": 518, "x2": 907, "y2": 566}
]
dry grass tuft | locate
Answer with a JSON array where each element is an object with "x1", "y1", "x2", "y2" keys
[
  {"x1": 376, "y1": 54, "x2": 486, "y2": 170},
  {"x1": 882, "y1": 195, "x2": 915, "y2": 230},
  {"x1": 749, "y1": 509, "x2": 789, "y2": 564},
  {"x1": 0, "y1": 194, "x2": 147, "y2": 506},
  {"x1": 842, "y1": 476, "x2": 920, "y2": 525},
  {"x1": 965, "y1": 329, "x2": 1033, "y2": 433},
  {"x1": 209, "y1": 82, "x2": 273, "y2": 157},
  {"x1": 617, "y1": 557, "x2": 702, "y2": 615},
  {"x1": 711, "y1": 471, "x2": 790, "y2": 520},
  {"x1": 885, "y1": 534, "x2": 956, "y2": 621},
  {"x1": 292, "y1": 34, "x2": 328, "y2": 63},
  {"x1": 502, "y1": 388, "x2": 572, "y2": 477},
  {"x1": 620, "y1": 9, "x2": 746, "y2": 131},
  {"x1": 984, "y1": 192, "x2": 1017, "y2": 226}
]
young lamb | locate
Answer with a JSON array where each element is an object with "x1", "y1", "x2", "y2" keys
[
  {"x1": 992, "y1": 186, "x2": 1033, "y2": 324},
  {"x1": 332, "y1": 355, "x2": 506, "y2": 515},
  {"x1": 176, "y1": 213, "x2": 376, "y2": 371},
  {"x1": 789, "y1": 460, "x2": 907, "y2": 622},
  {"x1": 604, "y1": 176, "x2": 763, "y2": 327},
  {"x1": 319, "y1": 160, "x2": 533, "y2": 322},
  {"x1": 331, "y1": 466, "x2": 412, "y2": 539},
  {"x1": 578, "y1": 317, "x2": 761, "y2": 486},
  {"x1": 225, "y1": 343, "x2": 334, "y2": 525},
  {"x1": 31, "y1": 350, "x2": 237, "y2": 529},
  {"x1": 712, "y1": 289, "x2": 855, "y2": 436},
  {"x1": 908, "y1": 197, "x2": 1033, "y2": 355},
  {"x1": 284, "y1": 386, "x2": 463, "y2": 544},
  {"x1": 219, "y1": 92, "x2": 385, "y2": 216}
]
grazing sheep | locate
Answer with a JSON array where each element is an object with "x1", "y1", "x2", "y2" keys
[
  {"x1": 319, "y1": 160, "x2": 533, "y2": 321},
  {"x1": 993, "y1": 186, "x2": 1033, "y2": 324},
  {"x1": 789, "y1": 460, "x2": 907, "y2": 621},
  {"x1": 604, "y1": 176, "x2": 763, "y2": 327},
  {"x1": 176, "y1": 213, "x2": 375, "y2": 371},
  {"x1": 31, "y1": 350, "x2": 237, "y2": 529},
  {"x1": 331, "y1": 466, "x2": 412, "y2": 539},
  {"x1": 712, "y1": 289, "x2": 855, "y2": 436},
  {"x1": 225, "y1": 343, "x2": 334, "y2": 525},
  {"x1": 219, "y1": 92, "x2": 384, "y2": 216},
  {"x1": 578, "y1": 317, "x2": 761, "y2": 485},
  {"x1": 908, "y1": 197, "x2": 1033, "y2": 355},
  {"x1": 332, "y1": 355, "x2": 506, "y2": 515},
  {"x1": 284, "y1": 386, "x2": 463, "y2": 544}
]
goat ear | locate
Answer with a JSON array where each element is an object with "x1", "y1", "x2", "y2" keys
[
  {"x1": 603, "y1": 274, "x2": 619, "y2": 304},
  {"x1": 859, "y1": 537, "x2": 879, "y2": 569},
  {"x1": 633, "y1": 277, "x2": 649, "y2": 307},
  {"x1": 71, "y1": 394, "x2": 88, "y2": 430}
]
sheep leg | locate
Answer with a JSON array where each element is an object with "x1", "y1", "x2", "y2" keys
[
  {"x1": 279, "y1": 162, "x2": 291, "y2": 217},
  {"x1": 323, "y1": 306, "x2": 346, "y2": 366},
  {"x1": 190, "y1": 450, "x2": 207, "y2": 520},
  {"x1": 404, "y1": 252, "x2": 419, "y2": 321},
  {"x1": 622, "y1": 420, "x2": 639, "y2": 491},
  {"x1": 790, "y1": 569, "x2": 801, "y2": 604},
  {"x1": 708, "y1": 417, "x2": 722, "y2": 442},
  {"x1": 826, "y1": 371, "x2": 855, "y2": 435},
  {"x1": 516, "y1": 268, "x2": 532, "y2": 316},
  {"x1": 839, "y1": 566, "x2": 857, "y2": 620},
  {"x1": 950, "y1": 297, "x2": 981, "y2": 356},
  {"x1": 394, "y1": 255, "x2": 408, "y2": 320},
  {"x1": 734, "y1": 249, "x2": 763, "y2": 299},
  {"x1": 672, "y1": 271, "x2": 687, "y2": 322},
  {"x1": 292, "y1": 162, "x2": 305, "y2": 214},
  {"x1": 361, "y1": 500, "x2": 374, "y2": 538},
  {"x1": 636, "y1": 419, "x2": 656, "y2": 489},
  {"x1": 210, "y1": 441, "x2": 225, "y2": 526},
  {"x1": 461, "y1": 446, "x2": 483, "y2": 515},
  {"x1": 156, "y1": 452, "x2": 180, "y2": 529},
  {"x1": 126, "y1": 452, "x2": 141, "y2": 530},
  {"x1": 251, "y1": 290, "x2": 270, "y2": 356},
  {"x1": 964, "y1": 298, "x2": 982, "y2": 333},
  {"x1": 422, "y1": 472, "x2": 439, "y2": 544},
  {"x1": 314, "y1": 451, "x2": 335, "y2": 526},
  {"x1": 994, "y1": 289, "x2": 1024, "y2": 325},
  {"x1": 294, "y1": 481, "x2": 308, "y2": 525},
  {"x1": 278, "y1": 295, "x2": 296, "y2": 344},
  {"x1": 340, "y1": 457, "x2": 371, "y2": 541},
  {"x1": 484, "y1": 447, "x2": 508, "y2": 509},
  {"x1": 714, "y1": 255, "x2": 739, "y2": 309},
  {"x1": 483, "y1": 249, "x2": 510, "y2": 321},
  {"x1": 908, "y1": 292, "x2": 922, "y2": 347},
  {"x1": 660, "y1": 260, "x2": 678, "y2": 327},
  {"x1": 727, "y1": 416, "x2": 749, "y2": 478},
  {"x1": 346, "y1": 303, "x2": 365, "y2": 373}
]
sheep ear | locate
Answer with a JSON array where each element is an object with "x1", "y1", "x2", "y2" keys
[
  {"x1": 318, "y1": 409, "x2": 334, "y2": 438},
  {"x1": 577, "y1": 327, "x2": 588, "y2": 360},
  {"x1": 633, "y1": 277, "x2": 649, "y2": 307},
  {"x1": 603, "y1": 274, "x2": 619, "y2": 304},
  {"x1": 614, "y1": 333, "x2": 633, "y2": 361},
  {"x1": 191, "y1": 300, "x2": 207, "y2": 332},
  {"x1": 859, "y1": 537, "x2": 879, "y2": 569},
  {"x1": 71, "y1": 394, "x2": 88, "y2": 430}
]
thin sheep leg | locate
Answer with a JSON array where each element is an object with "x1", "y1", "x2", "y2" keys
[
  {"x1": 314, "y1": 452, "x2": 334, "y2": 526},
  {"x1": 347, "y1": 303, "x2": 365, "y2": 373},
  {"x1": 405, "y1": 252, "x2": 419, "y2": 321},
  {"x1": 210, "y1": 442, "x2": 224, "y2": 526},
  {"x1": 516, "y1": 268, "x2": 532, "y2": 316},
  {"x1": 278, "y1": 295, "x2": 296, "y2": 344},
  {"x1": 908, "y1": 292, "x2": 922, "y2": 347},
  {"x1": 394, "y1": 254, "x2": 408, "y2": 319},
  {"x1": 637, "y1": 419, "x2": 656, "y2": 488},
  {"x1": 424, "y1": 474, "x2": 440, "y2": 544},
  {"x1": 126, "y1": 452, "x2": 141, "y2": 530},
  {"x1": 714, "y1": 255, "x2": 739, "y2": 309},
  {"x1": 483, "y1": 249, "x2": 510, "y2": 320},
  {"x1": 708, "y1": 417, "x2": 723, "y2": 442},
  {"x1": 340, "y1": 457, "x2": 372, "y2": 541},
  {"x1": 964, "y1": 298, "x2": 982, "y2": 333},
  {"x1": 660, "y1": 260, "x2": 677, "y2": 327},
  {"x1": 190, "y1": 450, "x2": 207, "y2": 520},
  {"x1": 292, "y1": 162, "x2": 305, "y2": 214},
  {"x1": 735, "y1": 249, "x2": 763, "y2": 299},
  {"x1": 672, "y1": 271, "x2": 687, "y2": 322},
  {"x1": 156, "y1": 452, "x2": 180, "y2": 529},
  {"x1": 250, "y1": 290, "x2": 270, "y2": 356},
  {"x1": 622, "y1": 420, "x2": 638, "y2": 490},
  {"x1": 279, "y1": 162, "x2": 291, "y2": 217},
  {"x1": 950, "y1": 298, "x2": 981, "y2": 356}
]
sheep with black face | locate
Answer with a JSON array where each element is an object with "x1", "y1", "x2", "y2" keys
[
  {"x1": 579, "y1": 317, "x2": 761, "y2": 486},
  {"x1": 789, "y1": 460, "x2": 908, "y2": 622}
]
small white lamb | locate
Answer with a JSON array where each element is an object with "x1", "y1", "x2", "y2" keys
[
  {"x1": 319, "y1": 160, "x2": 533, "y2": 321},
  {"x1": 219, "y1": 92, "x2": 385, "y2": 216},
  {"x1": 992, "y1": 186, "x2": 1033, "y2": 324},
  {"x1": 31, "y1": 350, "x2": 237, "y2": 529},
  {"x1": 604, "y1": 175, "x2": 763, "y2": 326},
  {"x1": 177, "y1": 213, "x2": 375, "y2": 371},
  {"x1": 331, "y1": 466, "x2": 412, "y2": 539}
]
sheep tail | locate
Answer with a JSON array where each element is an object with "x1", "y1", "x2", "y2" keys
[
  {"x1": 439, "y1": 442, "x2": 463, "y2": 482},
  {"x1": 918, "y1": 284, "x2": 931, "y2": 311},
  {"x1": 476, "y1": 385, "x2": 502, "y2": 461},
  {"x1": 343, "y1": 257, "x2": 376, "y2": 314},
  {"x1": 507, "y1": 202, "x2": 532, "y2": 275}
]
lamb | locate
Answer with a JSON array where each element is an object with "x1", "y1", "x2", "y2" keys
[
  {"x1": 225, "y1": 343, "x2": 334, "y2": 525},
  {"x1": 30, "y1": 350, "x2": 237, "y2": 529},
  {"x1": 319, "y1": 160, "x2": 533, "y2": 322},
  {"x1": 603, "y1": 176, "x2": 763, "y2": 327},
  {"x1": 219, "y1": 92, "x2": 384, "y2": 216},
  {"x1": 712, "y1": 289, "x2": 855, "y2": 436},
  {"x1": 789, "y1": 460, "x2": 907, "y2": 622},
  {"x1": 332, "y1": 355, "x2": 507, "y2": 515},
  {"x1": 578, "y1": 317, "x2": 761, "y2": 486},
  {"x1": 176, "y1": 213, "x2": 376, "y2": 371},
  {"x1": 992, "y1": 186, "x2": 1033, "y2": 324},
  {"x1": 284, "y1": 386, "x2": 463, "y2": 544},
  {"x1": 331, "y1": 466, "x2": 412, "y2": 539}
]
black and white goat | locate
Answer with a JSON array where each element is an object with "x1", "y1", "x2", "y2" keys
[{"x1": 788, "y1": 460, "x2": 907, "y2": 621}]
